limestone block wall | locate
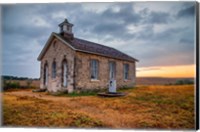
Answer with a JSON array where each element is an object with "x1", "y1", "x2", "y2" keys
[
  {"x1": 40, "y1": 37, "x2": 75, "y2": 93},
  {"x1": 74, "y1": 52, "x2": 136, "y2": 91}
]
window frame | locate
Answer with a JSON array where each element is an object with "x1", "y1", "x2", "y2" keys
[
  {"x1": 123, "y1": 63, "x2": 129, "y2": 80},
  {"x1": 109, "y1": 61, "x2": 116, "y2": 80},
  {"x1": 52, "y1": 61, "x2": 57, "y2": 79},
  {"x1": 62, "y1": 59, "x2": 68, "y2": 87},
  {"x1": 67, "y1": 26, "x2": 70, "y2": 31},
  {"x1": 90, "y1": 59, "x2": 99, "y2": 80},
  {"x1": 63, "y1": 25, "x2": 67, "y2": 32}
]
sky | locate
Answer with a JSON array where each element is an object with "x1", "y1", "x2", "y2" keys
[{"x1": 1, "y1": 2, "x2": 196, "y2": 78}]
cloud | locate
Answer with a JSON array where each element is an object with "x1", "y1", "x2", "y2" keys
[
  {"x1": 177, "y1": 5, "x2": 195, "y2": 18},
  {"x1": 137, "y1": 67, "x2": 162, "y2": 72},
  {"x1": 101, "y1": 3, "x2": 141, "y2": 24},
  {"x1": 1, "y1": 2, "x2": 196, "y2": 78},
  {"x1": 146, "y1": 11, "x2": 171, "y2": 24},
  {"x1": 179, "y1": 38, "x2": 194, "y2": 44}
]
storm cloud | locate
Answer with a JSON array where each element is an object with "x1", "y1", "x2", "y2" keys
[
  {"x1": 1, "y1": 2, "x2": 196, "y2": 78},
  {"x1": 177, "y1": 5, "x2": 195, "y2": 18}
]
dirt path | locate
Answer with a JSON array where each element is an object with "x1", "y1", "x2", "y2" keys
[
  {"x1": 4, "y1": 89, "x2": 71, "y2": 101},
  {"x1": 4, "y1": 89, "x2": 139, "y2": 128}
]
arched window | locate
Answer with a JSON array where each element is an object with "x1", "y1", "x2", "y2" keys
[
  {"x1": 52, "y1": 61, "x2": 56, "y2": 79},
  {"x1": 43, "y1": 63, "x2": 48, "y2": 86},
  {"x1": 62, "y1": 59, "x2": 68, "y2": 87}
]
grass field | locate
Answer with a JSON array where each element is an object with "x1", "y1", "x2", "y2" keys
[{"x1": 2, "y1": 85, "x2": 195, "y2": 129}]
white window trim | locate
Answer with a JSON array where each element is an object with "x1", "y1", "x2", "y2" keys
[
  {"x1": 90, "y1": 59, "x2": 99, "y2": 80},
  {"x1": 91, "y1": 59, "x2": 99, "y2": 80},
  {"x1": 91, "y1": 79, "x2": 100, "y2": 82},
  {"x1": 109, "y1": 61, "x2": 116, "y2": 80},
  {"x1": 124, "y1": 64, "x2": 129, "y2": 80}
]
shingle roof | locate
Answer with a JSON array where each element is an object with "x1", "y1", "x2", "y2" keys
[{"x1": 55, "y1": 33, "x2": 138, "y2": 62}]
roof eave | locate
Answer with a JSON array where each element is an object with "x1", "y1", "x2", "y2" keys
[
  {"x1": 133, "y1": 58, "x2": 139, "y2": 62},
  {"x1": 58, "y1": 23, "x2": 74, "y2": 27},
  {"x1": 37, "y1": 33, "x2": 55, "y2": 61}
]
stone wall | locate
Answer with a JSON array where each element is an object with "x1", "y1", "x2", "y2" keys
[
  {"x1": 39, "y1": 36, "x2": 136, "y2": 93},
  {"x1": 40, "y1": 37, "x2": 75, "y2": 93},
  {"x1": 74, "y1": 51, "x2": 136, "y2": 91}
]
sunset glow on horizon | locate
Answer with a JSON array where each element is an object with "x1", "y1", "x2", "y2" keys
[{"x1": 137, "y1": 64, "x2": 195, "y2": 78}]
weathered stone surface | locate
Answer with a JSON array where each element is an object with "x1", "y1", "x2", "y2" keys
[
  {"x1": 40, "y1": 37, "x2": 136, "y2": 93},
  {"x1": 74, "y1": 52, "x2": 136, "y2": 91},
  {"x1": 40, "y1": 37, "x2": 75, "y2": 93}
]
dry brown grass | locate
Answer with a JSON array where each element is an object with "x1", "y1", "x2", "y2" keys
[
  {"x1": 2, "y1": 85, "x2": 195, "y2": 129},
  {"x1": 136, "y1": 77, "x2": 194, "y2": 85}
]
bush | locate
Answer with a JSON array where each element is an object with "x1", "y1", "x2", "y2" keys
[
  {"x1": 3, "y1": 80, "x2": 20, "y2": 90},
  {"x1": 175, "y1": 79, "x2": 194, "y2": 85},
  {"x1": 26, "y1": 80, "x2": 32, "y2": 88}
]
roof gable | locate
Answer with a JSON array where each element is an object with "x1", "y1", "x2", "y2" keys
[{"x1": 37, "y1": 33, "x2": 75, "y2": 60}]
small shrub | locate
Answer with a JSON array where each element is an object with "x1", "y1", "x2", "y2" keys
[
  {"x1": 3, "y1": 80, "x2": 20, "y2": 90},
  {"x1": 26, "y1": 80, "x2": 32, "y2": 88},
  {"x1": 175, "y1": 79, "x2": 194, "y2": 85}
]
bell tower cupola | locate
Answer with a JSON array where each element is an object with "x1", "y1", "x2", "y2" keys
[{"x1": 58, "y1": 18, "x2": 74, "y2": 40}]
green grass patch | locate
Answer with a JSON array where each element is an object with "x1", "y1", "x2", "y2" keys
[
  {"x1": 51, "y1": 90, "x2": 98, "y2": 97},
  {"x1": 68, "y1": 91, "x2": 97, "y2": 97}
]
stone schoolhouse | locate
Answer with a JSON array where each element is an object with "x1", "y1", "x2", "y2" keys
[{"x1": 37, "y1": 19, "x2": 138, "y2": 93}]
